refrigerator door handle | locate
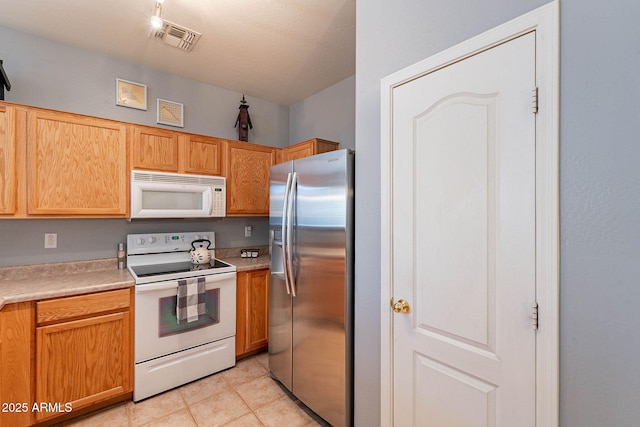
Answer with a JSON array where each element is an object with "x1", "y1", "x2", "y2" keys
[
  {"x1": 286, "y1": 172, "x2": 297, "y2": 297},
  {"x1": 281, "y1": 172, "x2": 293, "y2": 296}
]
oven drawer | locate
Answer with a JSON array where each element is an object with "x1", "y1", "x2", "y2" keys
[
  {"x1": 134, "y1": 336, "x2": 235, "y2": 401},
  {"x1": 37, "y1": 288, "x2": 131, "y2": 326}
]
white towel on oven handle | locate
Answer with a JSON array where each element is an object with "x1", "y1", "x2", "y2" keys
[{"x1": 177, "y1": 277, "x2": 206, "y2": 323}]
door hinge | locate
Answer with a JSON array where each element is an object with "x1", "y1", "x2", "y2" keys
[
  {"x1": 532, "y1": 87, "x2": 539, "y2": 114},
  {"x1": 531, "y1": 302, "x2": 539, "y2": 330}
]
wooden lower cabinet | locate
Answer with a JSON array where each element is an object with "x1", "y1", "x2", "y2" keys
[
  {"x1": 236, "y1": 269, "x2": 269, "y2": 359},
  {"x1": 0, "y1": 288, "x2": 133, "y2": 426},
  {"x1": 0, "y1": 302, "x2": 35, "y2": 427},
  {"x1": 35, "y1": 313, "x2": 131, "y2": 422}
]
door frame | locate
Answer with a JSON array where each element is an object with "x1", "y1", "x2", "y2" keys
[{"x1": 379, "y1": 2, "x2": 559, "y2": 426}]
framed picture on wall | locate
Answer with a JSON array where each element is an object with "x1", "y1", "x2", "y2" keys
[
  {"x1": 115, "y1": 78, "x2": 147, "y2": 110},
  {"x1": 157, "y1": 98, "x2": 184, "y2": 127}
]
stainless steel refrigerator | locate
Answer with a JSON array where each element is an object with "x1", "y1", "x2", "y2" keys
[{"x1": 269, "y1": 149, "x2": 354, "y2": 427}]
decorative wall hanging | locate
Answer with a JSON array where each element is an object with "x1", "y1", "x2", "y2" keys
[
  {"x1": 115, "y1": 78, "x2": 147, "y2": 110},
  {"x1": 157, "y1": 99, "x2": 184, "y2": 127},
  {"x1": 234, "y1": 95, "x2": 253, "y2": 141},
  {"x1": 0, "y1": 59, "x2": 11, "y2": 101}
]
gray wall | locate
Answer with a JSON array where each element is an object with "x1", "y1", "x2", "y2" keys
[
  {"x1": 289, "y1": 75, "x2": 355, "y2": 150},
  {"x1": 560, "y1": 1, "x2": 640, "y2": 425},
  {"x1": 0, "y1": 25, "x2": 289, "y2": 147},
  {"x1": 0, "y1": 25, "x2": 357, "y2": 268},
  {"x1": 0, "y1": 24, "x2": 283, "y2": 266},
  {"x1": 0, "y1": 218, "x2": 269, "y2": 267},
  {"x1": 355, "y1": 1, "x2": 640, "y2": 426}
]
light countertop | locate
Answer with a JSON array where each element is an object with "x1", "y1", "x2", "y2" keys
[
  {"x1": 0, "y1": 254, "x2": 270, "y2": 310},
  {"x1": 0, "y1": 259, "x2": 134, "y2": 310},
  {"x1": 223, "y1": 255, "x2": 270, "y2": 272}
]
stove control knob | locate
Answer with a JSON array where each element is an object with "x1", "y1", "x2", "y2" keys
[
  {"x1": 147, "y1": 237, "x2": 156, "y2": 244},
  {"x1": 136, "y1": 238, "x2": 145, "y2": 245}
]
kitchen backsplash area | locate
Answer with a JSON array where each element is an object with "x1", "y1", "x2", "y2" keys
[{"x1": 0, "y1": 217, "x2": 269, "y2": 267}]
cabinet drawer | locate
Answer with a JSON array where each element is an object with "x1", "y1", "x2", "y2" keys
[{"x1": 37, "y1": 288, "x2": 131, "y2": 325}]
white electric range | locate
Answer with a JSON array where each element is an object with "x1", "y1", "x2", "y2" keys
[{"x1": 127, "y1": 231, "x2": 236, "y2": 401}]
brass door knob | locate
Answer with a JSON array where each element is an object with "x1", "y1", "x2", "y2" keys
[{"x1": 392, "y1": 299, "x2": 410, "y2": 313}]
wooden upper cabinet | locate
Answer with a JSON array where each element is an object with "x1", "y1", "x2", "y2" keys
[
  {"x1": 226, "y1": 140, "x2": 277, "y2": 216},
  {"x1": 181, "y1": 134, "x2": 226, "y2": 176},
  {"x1": 0, "y1": 105, "x2": 17, "y2": 214},
  {"x1": 131, "y1": 126, "x2": 226, "y2": 177},
  {"x1": 27, "y1": 110, "x2": 128, "y2": 216},
  {"x1": 131, "y1": 125, "x2": 180, "y2": 172},
  {"x1": 280, "y1": 138, "x2": 339, "y2": 163}
]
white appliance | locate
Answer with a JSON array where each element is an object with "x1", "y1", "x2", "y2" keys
[
  {"x1": 127, "y1": 231, "x2": 236, "y2": 402},
  {"x1": 130, "y1": 170, "x2": 226, "y2": 219}
]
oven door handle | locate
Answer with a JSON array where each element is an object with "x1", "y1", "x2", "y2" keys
[{"x1": 135, "y1": 271, "x2": 236, "y2": 293}]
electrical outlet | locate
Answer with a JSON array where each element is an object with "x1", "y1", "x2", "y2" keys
[
  {"x1": 244, "y1": 226, "x2": 252, "y2": 237},
  {"x1": 45, "y1": 233, "x2": 57, "y2": 249}
]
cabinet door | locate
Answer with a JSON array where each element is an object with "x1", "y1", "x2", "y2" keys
[
  {"x1": 0, "y1": 105, "x2": 16, "y2": 214},
  {"x1": 245, "y1": 269, "x2": 269, "y2": 352},
  {"x1": 0, "y1": 302, "x2": 35, "y2": 427},
  {"x1": 131, "y1": 125, "x2": 179, "y2": 172},
  {"x1": 283, "y1": 140, "x2": 315, "y2": 162},
  {"x1": 226, "y1": 141, "x2": 276, "y2": 215},
  {"x1": 35, "y1": 311, "x2": 132, "y2": 422},
  {"x1": 181, "y1": 134, "x2": 226, "y2": 176},
  {"x1": 236, "y1": 269, "x2": 269, "y2": 357},
  {"x1": 281, "y1": 138, "x2": 340, "y2": 163},
  {"x1": 27, "y1": 110, "x2": 128, "y2": 216}
]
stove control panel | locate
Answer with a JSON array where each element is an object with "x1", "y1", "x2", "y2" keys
[{"x1": 127, "y1": 231, "x2": 215, "y2": 255}]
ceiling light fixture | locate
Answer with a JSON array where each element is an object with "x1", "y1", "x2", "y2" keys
[{"x1": 150, "y1": 1, "x2": 164, "y2": 30}]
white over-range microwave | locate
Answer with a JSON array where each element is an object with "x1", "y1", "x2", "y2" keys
[{"x1": 130, "y1": 170, "x2": 226, "y2": 219}]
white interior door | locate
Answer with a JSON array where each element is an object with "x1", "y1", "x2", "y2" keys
[{"x1": 390, "y1": 31, "x2": 537, "y2": 426}]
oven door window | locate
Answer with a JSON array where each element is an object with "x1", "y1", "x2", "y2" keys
[
  {"x1": 142, "y1": 190, "x2": 203, "y2": 210},
  {"x1": 158, "y1": 288, "x2": 220, "y2": 336}
]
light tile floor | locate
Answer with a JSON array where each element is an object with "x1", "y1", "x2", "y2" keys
[{"x1": 62, "y1": 352, "x2": 324, "y2": 427}]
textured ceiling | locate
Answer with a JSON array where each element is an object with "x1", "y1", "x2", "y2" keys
[{"x1": 0, "y1": 0, "x2": 356, "y2": 106}]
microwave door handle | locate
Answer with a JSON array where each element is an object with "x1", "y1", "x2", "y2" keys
[
  {"x1": 204, "y1": 190, "x2": 213, "y2": 215},
  {"x1": 281, "y1": 172, "x2": 293, "y2": 295},
  {"x1": 285, "y1": 172, "x2": 297, "y2": 297}
]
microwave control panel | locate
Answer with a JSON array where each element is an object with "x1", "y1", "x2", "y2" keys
[{"x1": 211, "y1": 186, "x2": 226, "y2": 216}]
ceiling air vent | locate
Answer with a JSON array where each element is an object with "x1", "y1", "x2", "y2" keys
[{"x1": 153, "y1": 20, "x2": 201, "y2": 52}]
